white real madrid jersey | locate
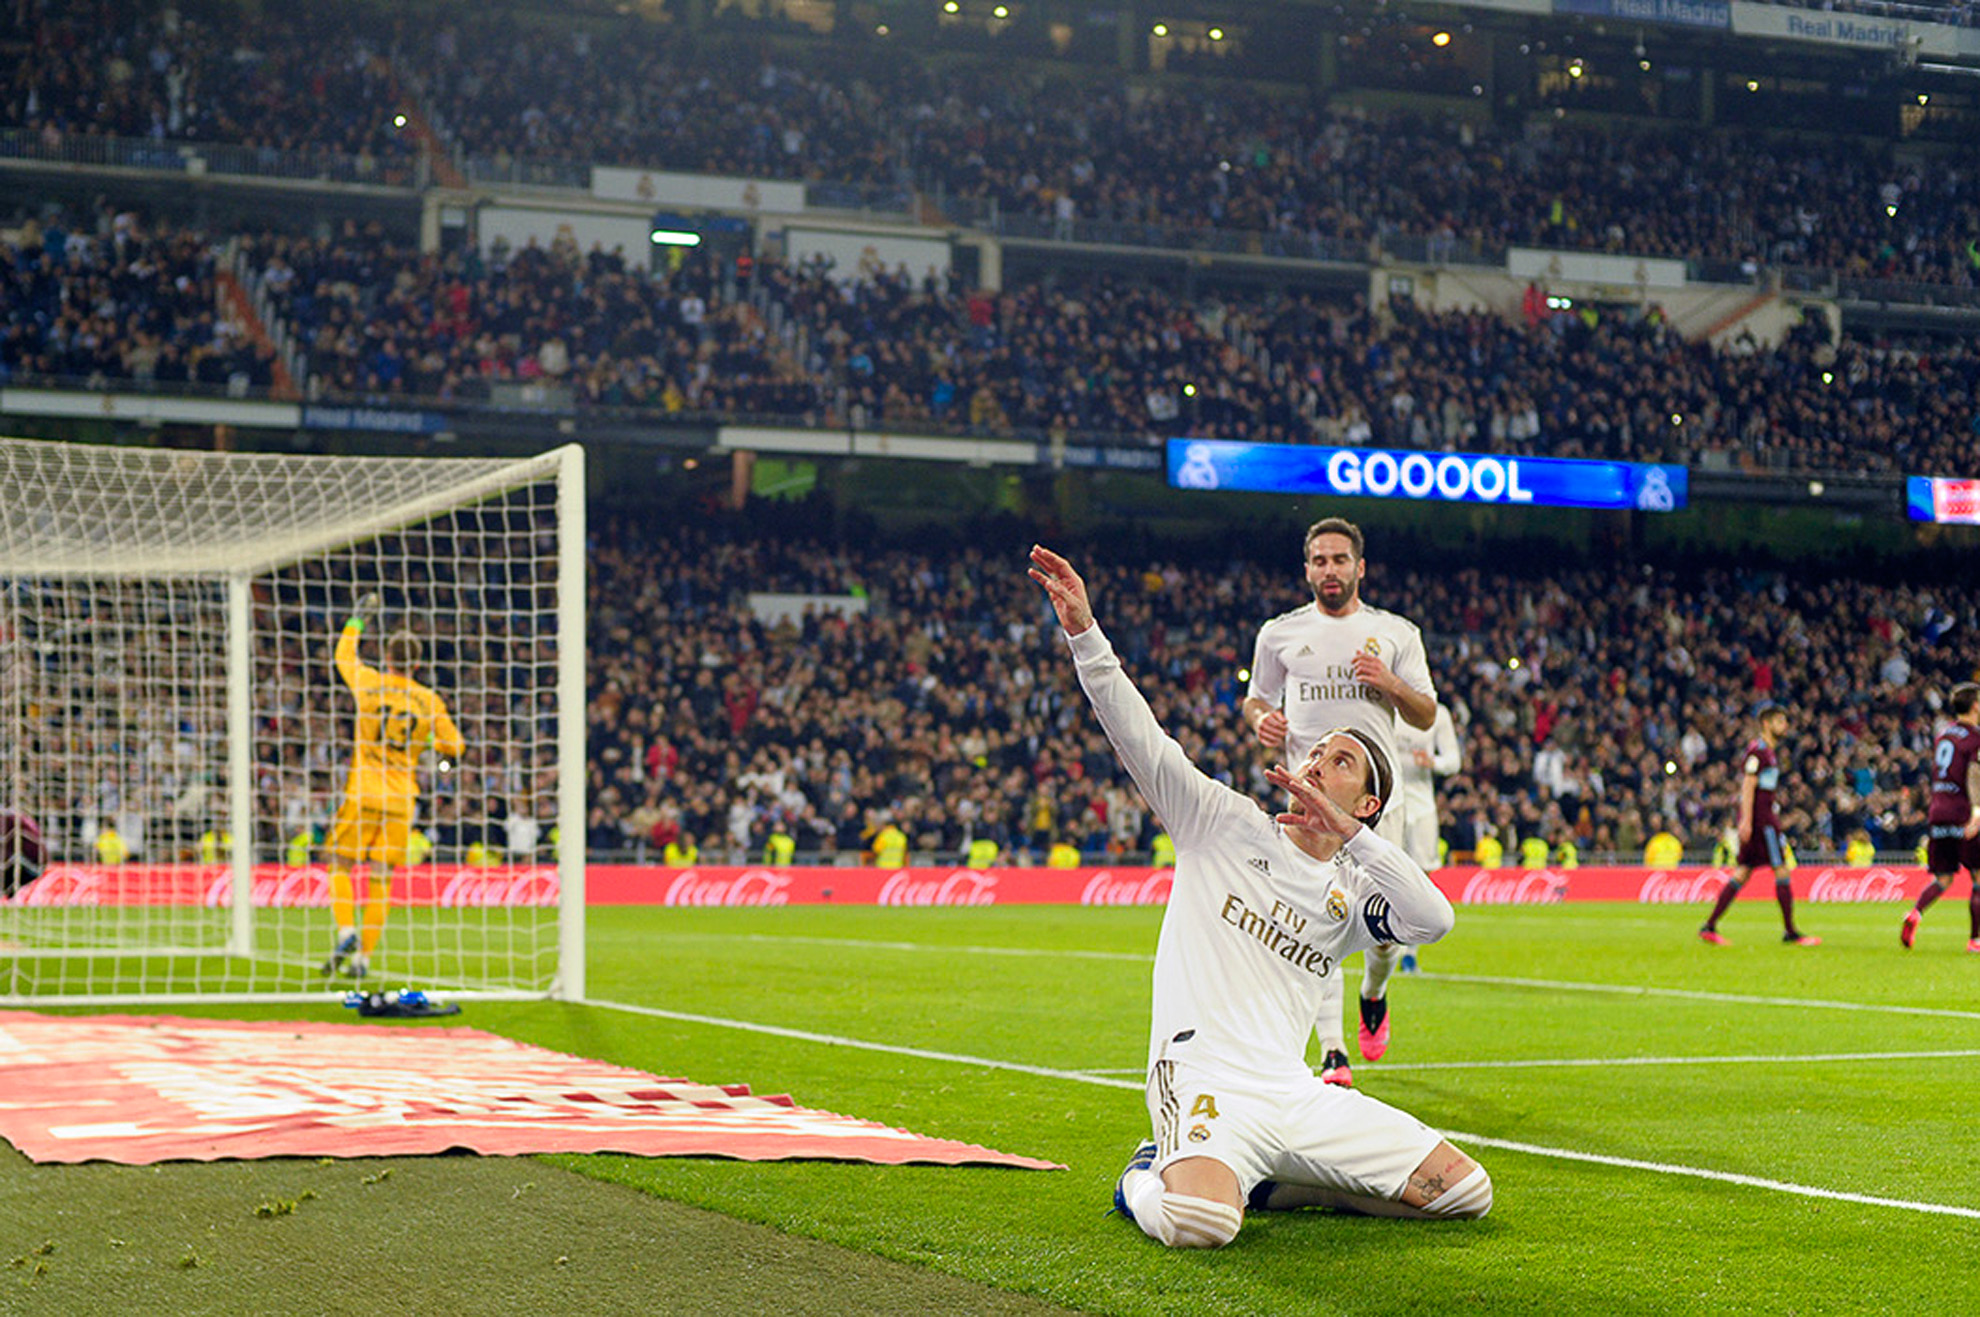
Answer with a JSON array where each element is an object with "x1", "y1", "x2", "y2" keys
[
  {"x1": 1067, "y1": 625, "x2": 1454, "y2": 1083},
  {"x1": 1247, "y1": 602, "x2": 1435, "y2": 774}
]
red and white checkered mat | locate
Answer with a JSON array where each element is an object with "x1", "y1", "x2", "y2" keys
[{"x1": 0, "y1": 1011, "x2": 1064, "y2": 1169}]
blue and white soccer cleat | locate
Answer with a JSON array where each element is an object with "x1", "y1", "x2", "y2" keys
[{"x1": 1112, "y1": 1140, "x2": 1159, "y2": 1222}]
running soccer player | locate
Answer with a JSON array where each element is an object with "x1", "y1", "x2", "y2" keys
[
  {"x1": 1029, "y1": 545, "x2": 1489, "y2": 1247},
  {"x1": 322, "y1": 592, "x2": 463, "y2": 980},
  {"x1": 1903, "y1": 682, "x2": 1980, "y2": 952},
  {"x1": 1698, "y1": 701, "x2": 1819, "y2": 947},
  {"x1": 1243, "y1": 517, "x2": 1437, "y2": 1086}
]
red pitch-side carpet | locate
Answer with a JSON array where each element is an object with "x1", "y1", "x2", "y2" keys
[{"x1": 0, "y1": 1011, "x2": 1064, "y2": 1169}]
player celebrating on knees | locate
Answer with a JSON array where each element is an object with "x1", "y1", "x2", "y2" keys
[
  {"x1": 1027, "y1": 545, "x2": 1490, "y2": 1248},
  {"x1": 322, "y1": 591, "x2": 464, "y2": 980},
  {"x1": 1243, "y1": 517, "x2": 1437, "y2": 1086},
  {"x1": 1904, "y1": 682, "x2": 1980, "y2": 952},
  {"x1": 1699, "y1": 701, "x2": 1818, "y2": 947}
]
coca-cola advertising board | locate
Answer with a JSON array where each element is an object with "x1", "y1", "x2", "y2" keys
[{"x1": 4, "y1": 864, "x2": 1937, "y2": 908}]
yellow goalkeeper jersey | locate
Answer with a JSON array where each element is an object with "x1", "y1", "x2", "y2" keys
[{"x1": 335, "y1": 623, "x2": 464, "y2": 810}]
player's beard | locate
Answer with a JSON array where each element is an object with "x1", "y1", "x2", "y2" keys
[{"x1": 1313, "y1": 577, "x2": 1358, "y2": 612}]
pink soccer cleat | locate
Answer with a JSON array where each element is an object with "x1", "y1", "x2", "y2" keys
[
  {"x1": 1902, "y1": 910, "x2": 1921, "y2": 949},
  {"x1": 1968, "y1": 939, "x2": 1980, "y2": 954},
  {"x1": 1784, "y1": 932, "x2": 1822, "y2": 947},
  {"x1": 1319, "y1": 1048, "x2": 1353, "y2": 1088},
  {"x1": 1358, "y1": 995, "x2": 1390, "y2": 1061},
  {"x1": 1697, "y1": 928, "x2": 1728, "y2": 946}
]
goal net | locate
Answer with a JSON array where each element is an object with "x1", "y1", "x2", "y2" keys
[{"x1": 0, "y1": 438, "x2": 585, "y2": 1004}]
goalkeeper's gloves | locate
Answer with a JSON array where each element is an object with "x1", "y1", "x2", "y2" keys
[{"x1": 349, "y1": 591, "x2": 381, "y2": 630}]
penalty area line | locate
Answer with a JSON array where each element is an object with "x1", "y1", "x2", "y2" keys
[{"x1": 588, "y1": 998, "x2": 1980, "y2": 1220}]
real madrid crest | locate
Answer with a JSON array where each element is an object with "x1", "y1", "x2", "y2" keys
[{"x1": 1325, "y1": 888, "x2": 1349, "y2": 921}]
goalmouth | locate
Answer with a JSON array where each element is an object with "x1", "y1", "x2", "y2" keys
[{"x1": 0, "y1": 438, "x2": 586, "y2": 1004}]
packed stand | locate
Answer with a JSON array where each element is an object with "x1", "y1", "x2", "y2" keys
[
  {"x1": 581, "y1": 515, "x2": 1967, "y2": 868},
  {"x1": 0, "y1": 0, "x2": 420, "y2": 181},
  {"x1": 234, "y1": 228, "x2": 1980, "y2": 477},
  {"x1": 0, "y1": 204, "x2": 276, "y2": 392},
  {"x1": 7, "y1": 5, "x2": 1980, "y2": 287}
]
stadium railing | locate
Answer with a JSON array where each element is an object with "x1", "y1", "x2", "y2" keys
[{"x1": 0, "y1": 128, "x2": 427, "y2": 190}]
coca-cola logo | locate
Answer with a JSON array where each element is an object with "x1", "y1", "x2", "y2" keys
[
  {"x1": 438, "y1": 866, "x2": 560, "y2": 907},
  {"x1": 1458, "y1": 870, "x2": 1565, "y2": 905},
  {"x1": 664, "y1": 868, "x2": 792, "y2": 907},
  {"x1": 877, "y1": 869, "x2": 998, "y2": 907},
  {"x1": 1806, "y1": 868, "x2": 1910, "y2": 903},
  {"x1": 1079, "y1": 869, "x2": 1174, "y2": 906},
  {"x1": 14, "y1": 865, "x2": 105, "y2": 907},
  {"x1": 1638, "y1": 869, "x2": 1730, "y2": 904}
]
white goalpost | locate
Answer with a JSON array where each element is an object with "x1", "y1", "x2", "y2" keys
[{"x1": 0, "y1": 438, "x2": 585, "y2": 1004}]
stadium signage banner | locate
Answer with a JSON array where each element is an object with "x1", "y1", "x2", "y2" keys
[
  {"x1": 1166, "y1": 439, "x2": 1688, "y2": 512},
  {"x1": 1731, "y1": 3, "x2": 1949, "y2": 54},
  {"x1": 10, "y1": 864, "x2": 1934, "y2": 908},
  {"x1": 1052, "y1": 443, "x2": 1166, "y2": 471},
  {"x1": 1554, "y1": 0, "x2": 1729, "y2": 30},
  {"x1": 578, "y1": 866, "x2": 1929, "y2": 906},
  {"x1": 592, "y1": 166, "x2": 808, "y2": 214},
  {"x1": 1905, "y1": 476, "x2": 1980, "y2": 524},
  {"x1": 301, "y1": 405, "x2": 449, "y2": 434}
]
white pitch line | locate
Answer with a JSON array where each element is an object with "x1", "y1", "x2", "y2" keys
[
  {"x1": 642, "y1": 932, "x2": 1151, "y2": 964},
  {"x1": 1077, "y1": 1047, "x2": 1980, "y2": 1075},
  {"x1": 1444, "y1": 1132, "x2": 1980, "y2": 1221},
  {"x1": 587, "y1": 997, "x2": 1980, "y2": 1221},
  {"x1": 1411, "y1": 970, "x2": 1980, "y2": 1021},
  {"x1": 658, "y1": 932, "x2": 1980, "y2": 1022},
  {"x1": 590, "y1": 998, "x2": 1140, "y2": 1090}
]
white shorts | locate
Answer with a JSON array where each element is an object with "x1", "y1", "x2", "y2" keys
[
  {"x1": 1146, "y1": 1055, "x2": 1442, "y2": 1202},
  {"x1": 1398, "y1": 796, "x2": 1439, "y2": 871}
]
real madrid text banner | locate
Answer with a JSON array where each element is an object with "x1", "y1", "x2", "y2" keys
[{"x1": 1167, "y1": 439, "x2": 1687, "y2": 512}]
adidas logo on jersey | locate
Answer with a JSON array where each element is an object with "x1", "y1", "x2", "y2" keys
[{"x1": 1296, "y1": 645, "x2": 1314, "y2": 657}]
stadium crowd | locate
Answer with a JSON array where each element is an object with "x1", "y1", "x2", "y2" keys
[
  {"x1": 0, "y1": 0, "x2": 421, "y2": 181},
  {"x1": 0, "y1": 205, "x2": 276, "y2": 392},
  {"x1": 5, "y1": 4, "x2": 1980, "y2": 284},
  {"x1": 228, "y1": 229, "x2": 1980, "y2": 476},
  {"x1": 575, "y1": 516, "x2": 1957, "y2": 868},
  {"x1": 12, "y1": 507, "x2": 1957, "y2": 871},
  {"x1": 5, "y1": 206, "x2": 1973, "y2": 477}
]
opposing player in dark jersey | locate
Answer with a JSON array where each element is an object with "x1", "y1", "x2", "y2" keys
[
  {"x1": 1902, "y1": 683, "x2": 1980, "y2": 952},
  {"x1": 1699, "y1": 702, "x2": 1820, "y2": 947}
]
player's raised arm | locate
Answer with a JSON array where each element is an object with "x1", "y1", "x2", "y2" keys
[
  {"x1": 1027, "y1": 545, "x2": 1094, "y2": 635},
  {"x1": 335, "y1": 591, "x2": 383, "y2": 689},
  {"x1": 1029, "y1": 545, "x2": 1231, "y2": 848}
]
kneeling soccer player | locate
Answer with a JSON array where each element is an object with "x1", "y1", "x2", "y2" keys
[{"x1": 1027, "y1": 546, "x2": 1490, "y2": 1248}]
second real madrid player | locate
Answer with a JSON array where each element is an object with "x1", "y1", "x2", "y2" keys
[
  {"x1": 1242, "y1": 517, "x2": 1438, "y2": 1085},
  {"x1": 1028, "y1": 544, "x2": 1490, "y2": 1249}
]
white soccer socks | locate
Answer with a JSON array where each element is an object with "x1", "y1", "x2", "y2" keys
[
  {"x1": 1121, "y1": 1169, "x2": 1243, "y2": 1248},
  {"x1": 1362, "y1": 942, "x2": 1401, "y2": 1000}
]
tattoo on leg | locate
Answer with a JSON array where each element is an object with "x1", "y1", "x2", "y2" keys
[{"x1": 1411, "y1": 1170, "x2": 1448, "y2": 1199}]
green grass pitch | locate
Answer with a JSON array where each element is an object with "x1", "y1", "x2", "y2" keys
[{"x1": 9, "y1": 899, "x2": 1980, "y2": 1314}]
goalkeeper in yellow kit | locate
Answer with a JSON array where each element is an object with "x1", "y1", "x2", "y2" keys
[{"x1": 322, "y1": 593, "x2": 464, "y2": 980}]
